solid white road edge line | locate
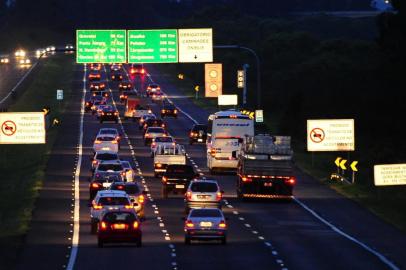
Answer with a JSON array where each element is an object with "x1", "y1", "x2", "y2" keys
[
  {"x1": 294, "y1": 197, "x2": 399, "y2": 270},
  {"x1": 66, "y1": 64, "x2": 86, "y2": 270}
]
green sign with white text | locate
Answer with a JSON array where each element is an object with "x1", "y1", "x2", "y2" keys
[
  {"x1": 76, "y1": 30, "x2": 127, "y2": 63},
  {"x1": 128, "y1": 30, "x2": 178, "y2": 63}
]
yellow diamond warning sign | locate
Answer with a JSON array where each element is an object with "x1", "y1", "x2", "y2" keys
[{"x1": 0, "y1": 112, "x2": 45, "y2": 144}]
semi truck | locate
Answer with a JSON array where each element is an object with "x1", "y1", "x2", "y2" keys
[{"x1": 236, "y1": 135, "x2": 296, "y2": 200}]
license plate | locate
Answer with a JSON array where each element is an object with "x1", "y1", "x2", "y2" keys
[
  {"x1": 197, "y1": 195, "x2": 208, "y2": 199},
  {"x1": 198, "y1": 139, "x2": 203, "y2": 142},
  {"x1": 102, "y1": 182, "x2": 111, "y2": 188},
  {"x1": 113, "y1": 224, "x2": 126, "y2": 230},
  {"x1": 264, "y1": 182, "x2": 272, "y2": 187},
  {"x1": 102, "y1": 147, "x2": 110, "y2": 150},
  {"x1": 107, "y1": 113, "x2": 111, "y2": 115},
  {"x1": 200, "y1": 221, "x2": 212, "y2": 227},
  {"x1": 175, "y1": 185, "x2": 185, "y2": 189}
]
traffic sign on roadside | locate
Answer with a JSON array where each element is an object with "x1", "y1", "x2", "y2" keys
[
  {"x1": 0, "y1": 112, "x2": 45, "y2": 144},
  {"x1": 178, "y1": 28, "x2": 213, "y2": 63},
  {"x1": 374, "y1": 164, "x2": 406, "y2": 186},
  {"x1": 237, "y1": 70, "x2": 244, "y2": 89},
  {"x1": 57, "y1": 89, "x2": 63, "y2": 100},
  {"x1": 128, "y1": 29, "x2": 178, "y2": 63},
  {"x1": 76, "y1": 30, "x2": 127, "y2": 63},
  {"x1": 255, "y1": 110, "x2": 263, "y2": 123},
  {"x1": 339, "y1": 159, "x2": 347, "y2": 170},
  {"x1": 350, "y1": 161, "x2": 358, "y2": 172},
  {"x1": 335, "y1": 157, "x2": 342, "y2": 167},
  {"x1": 204, "y1": 63, "x2": 222, "y2": 97}
]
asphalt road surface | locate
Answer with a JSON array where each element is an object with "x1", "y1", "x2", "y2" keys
[{"x1": 15, "y1": 62, "x2": 406, "y2": 270}]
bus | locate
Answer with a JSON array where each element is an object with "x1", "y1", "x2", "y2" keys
[{"x1": 206, "y1": 110, "x2": 254, "y2": 173}]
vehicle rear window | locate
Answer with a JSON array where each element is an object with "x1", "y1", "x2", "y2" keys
[
  {"x1": 149, "y1": 84, "x2": 158, "y2": 88},
  {"x1": 103, "y1": 212, "x2": 136, "y2": 222},
  {"x1": 98, "y1": 164, "x2": 123, "y2": 171},
  {"x1": 155, "y1": 137, "x2": 173, "y2": 143},
  {"x1": 97, "y1": 136, "x2": 115, "y2": 141},
  {"x1": 166, "y1": 165, "x2": 193, "y2": 174},
  {"x1": 190, "y1": 209, "x2": 222, "y2": 218},
  {"x1": 96, "y1": 153, "x2": 118, "y2": 160},
  {"x1": 111, "y1": 184, "x2": 140, "y2": 194},
  {"x1": 148, "y1": 127, "x2": 165, "y2": 133},
  {"x1": 95, "y1": 175, "x2": 121, "y2": 183},
  {"x1": 98, "y1": 197, "x2": 129, "y2": 206},
  {"x1": 99, "y1": 129, "x2": 117, "y2": 135},
  {"x1": 191, "y1": 182, "x2": 218, "y2": 192}
]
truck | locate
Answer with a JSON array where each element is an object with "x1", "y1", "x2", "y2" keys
[
  {"x1": 236, "y1": 135, "x2": 296, "y2": 200},
  {"x1": 124, "y1": 96, "x2": 152, "y2": 121},
  {"x1": 153, "y1": 144, "x2": 186, "y2": 177}
]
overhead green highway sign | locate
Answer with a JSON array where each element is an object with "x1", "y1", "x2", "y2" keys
[
  {"x1": 76, "y1": 30, "x2": 126, "y2": 63},
  {"x1": 128, "y1": 29, "x2": 178, "y2": 63}
]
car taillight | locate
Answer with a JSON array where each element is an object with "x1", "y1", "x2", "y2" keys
[
  {"x1": 285, "y1": 177, "x2": 296, "y2": 185},
  {"x1": 145, "y1": 134, "x2": 150, "y2": 138},
  {"x1": 161, "y1": 124, "x2": 165, "y2": 128},
  {"x1": 161, "y1": 109, "x2": 165, "y2": 113},
  {"x1": 155, "y1": 163, "x2": 162, "y2": 168},
  {"x1": 86, "y1": 102, "x2": 90, "y2": 106},
  {"x1": 241, "y1": 176, "x2": 252, "y2": 182},
  {"x1": 216, "y1": 191, "x2": 222, "y2": 201},
  {"x1": 102, "y1": 112, "x2": 105, "y2": 115},
  {"x1": 120, "y1": 95, "x2": 124, "y2": 98},
  {"x1": 92, "y1": 160, "x2": 98, "y2": 165},
  {"x1": 124, "y1": 205, "x2": 133, "y2": 209},
  {"x1": 218, "y1": 221, "x2": 227, "y2": 228},
  {"x1": 186, "y1": 191, "x2": 192, "y2": 200},
  {"x1": 141, "y1": 69, "x2": 145, "y2": 74},
  {"x1": 210, "y1": 149, "x2": 216, "y2": 157},
  {"x1": 138, "y1": 195, "x2": 145, "y2": 204},
  {"x1": 148, "y1": 109, "x2": 152, "y2": 113},
  {"x1": 185, "y1": 220, "x2": 194, "y2": 228},
  {"x1": 133, "y1": 221, "x2": 139, "y2": 229},
  {"x1": 91, "y1": 182, "x2": 100, "y2": 189},
  {"x1": 94, "y1": 140, "x2": 102, "y2": 144},
  {"x1": 114, "y1": 112, "x2": 119, "y2": 115},
  {"x1": 162, "y1": 176, "x2": 167, "y2": 183},
  {"x1": 100, "y1": 221, "x2": 108, "y2": 230},
  {"x1": 157, "y1": 87, "x2": 160, "y2": 90},
  {"x1": 147, "y1": 87, "x2": 151, "y2": 90},
  {"x1": 93, "y1": 204, "x2": 103, "y2": 210},
  {"x1": 174, "y1": 110, "x2": 177, "y2": 113},
  {"x1": 112, "y1": 140, "x2": 118, "y2": 144}
]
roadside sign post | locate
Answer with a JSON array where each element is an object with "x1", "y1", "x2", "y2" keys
[
  {"x1": 194, "y1": 85, "x2": 199, "y2": 100},
  {"x1": 0, "y1": 112, "x2": 46, "y2": 144},
  {"x1": 57, "y1": 89, "x2": 63, "y2": 113},
  {"x1": 350, "y1": 161, "x2": 358, "y2": 183}
]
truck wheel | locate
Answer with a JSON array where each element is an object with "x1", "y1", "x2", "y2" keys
[{"x1": 162, "y1": 187, "x2": 168, "y2": 199}]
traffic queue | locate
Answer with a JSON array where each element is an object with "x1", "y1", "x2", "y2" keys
[{"x1": 84, "y1": 63, "x2": 228, "y2": 247}]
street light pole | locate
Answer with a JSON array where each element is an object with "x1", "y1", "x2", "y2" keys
[{"x1": 214, "y1": 45, "x2": 261, "y2": 109}]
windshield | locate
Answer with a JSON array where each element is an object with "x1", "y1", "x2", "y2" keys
[
  {"x1": 166, "y1": 165, "x2": 193, "y2": 174},
  {"x1": 96, "y1": 136, "x2": 115, "y2": 141},
  {"x1": 147, "y1": 128, "x2": 165, "y2": 133},
  {"x1": 99, "y1": 129, "x2": 118, "y2": 135},
  {"x1": 190, "y1": 209, "x2": 222, "y2": 218},
  {"x1": 191, "y1": 182, "x2": 218, "y2": 192},
  {"x1": 155, "y1": 137, "x2": 173, "y2": 143},
  {"x1": 98, "y1": 197, "x2": 129, "y2": 205},
  {"x1": 103, "y1": 212, "x2": 136, "y2": 222},
  {"x1": 96, "y1": 153, "x2": 118, "y2": 160},
  {"x1": 97, "y1": 164, "x2": 123, "y2": 171}
]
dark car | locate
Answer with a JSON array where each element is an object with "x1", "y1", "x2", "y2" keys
[
  {"x1": 161, "y1": 164, "x2": 199, "y2": 198},
  {"x1": 189, "y1": 124, "x2": 207, "y2": 145},
  {"x1": 146, "y1": 83, "x2": 160, "y2": 97},
  {"x1": 110, "y1": 182, "x2": 147, "y2": 219},
  {"x1": 120, "y1": 90, "x2": 138, "y2": 103},
  {"x1": 100, "y1": 106, "x2": 119, "y2": 123},
  {"x1": 86, "y1": 96, "x2": 106, "y2": 112},
  {"x1": 118, "y1": 81, "x2": 133, "y2": 91},
  {"x1": 111, "y1": 71, "x2": 123, "y2": 81},
  {"x1": 160, "y1": 103, "x2": 178, "y2": 118},
  {"x1": 129, "y1": 64, "x2": 145, "y2": 75},
  {"x1": 88, "y1": 71, "x2": 101, "y2": 81},
  {"x1": 89, "y1": 174, "x2": 122, "y2": 200},
  {"x1": 97, "y1": 209, "x2": 142, "y2": 247},
  {"x1": 142, "y1": 118, "x2": 166, "y2": 133},
  {"x1": 90, "y1": 82, "x2": 106, "y2": 91}
]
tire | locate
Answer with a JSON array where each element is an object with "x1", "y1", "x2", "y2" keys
[
  {"x1": 162, "y1": 186, "x2": 168, "y2": 199},
  {"x1": 184, "y1": 237, "x2": 191, "y2": 245},
  {"x1": 97, "y1": 238, "x2": 103, "y2": 248},
  {"x1": 91, "y1": 220, "x2": 98, "y2": 234},
  {"x1": 221, "y1": 237, "x2": 227, "y2": 245}
]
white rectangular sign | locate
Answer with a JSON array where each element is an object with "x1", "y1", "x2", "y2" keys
[
  {"x1": 307, "y1": 119, "x2": 354, "y2": 151},
  {"x1": 178, "y1": 28, "x2": 213, "y2": 63},
  {"x1": 255, "y1": 110, "x2": 263, "y2": 123},
  {"x1": 57, "y1": 89, "x2": 63, "y2": 100},
  {"x1": 374, "y1": 164, "x2": 406, "y2": 186},
  {"x1": 0, "y1": 112, "x2": 46, "y2": 144},
  {"x1": 218, "y1": 95, "x2": 238, "y2": 106}
]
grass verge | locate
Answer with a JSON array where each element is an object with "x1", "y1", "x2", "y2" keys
[{"x1": 0, "y1": 54, "x2": 75, "y2": 268}]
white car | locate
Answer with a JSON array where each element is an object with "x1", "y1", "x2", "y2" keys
[
  {"x1": 97, "y1": 128, "x2": 121, "y2": 143},
  {"x1": 184, "y1": 208, "x2": 227, "y2": 245},
  {"x1": 90, "y1": 190, "x2": 132, "y2": 234},
  {"x1": 144, "y1": 127, "x2": 168, "y2": 145},
  {"x1": 93, "y1": 135, "x2": 119, "y2": 153},
  {"x1": 150, "y1": 136, "x2": 175, "y2": 157},
  {"x1": 120, "y1": 160, "x2": 135, "y2": 182},
  {"x1": 91, "y1": 151, "x2": 120, "y2": 172},
  {"x1": 184, "y1": 179, "x2": 223, "y2": 213}
]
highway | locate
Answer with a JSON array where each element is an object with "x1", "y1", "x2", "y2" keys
[{"x1": 15, "y1": 62, "x2": 406, "y2": 270}]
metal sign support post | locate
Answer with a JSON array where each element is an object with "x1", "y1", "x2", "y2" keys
[{"x1": 242, "y1": 64, "x2": 249, "y2": 106}]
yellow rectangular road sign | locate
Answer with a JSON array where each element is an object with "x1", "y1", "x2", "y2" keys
[
  {"x1": 0, "y1": 112, "x2": 45, "y2": 144},
  {"x1": 307, "y1": 119, "x2": 355, "y2": 152},
  {"x1": 205, "y1": 63, "x2": 222, "y2": 97},
  {"x1": 374, "y1": 164, "x2": 406, "y2": 186},
  {"x1": 178, "y1": 28, "x2": 213, "y2": 63}
]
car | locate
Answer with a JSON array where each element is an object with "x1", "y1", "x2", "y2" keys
[
  {"x1": 138, "y1": 113, "x2": 156, "y2": 129},
  {"x1": 89, "y1": 82, "x2": 106, "y2": 91},
  {"x1": 96, "y1": 104, "x2": 110, "y2": 119},
  {"x1": 120, "y1": 160, "x2": 135, "y2": 182},
  {"x1": 91, "y1": 100, "x2": 107, "y2": 114},
  {"x1": 88, "y1": 71, "x2": 101, "y2": 81},
  {"x1": 92, "y1": 90, "x2": 109, "y2": 99},
  {"x1": 189, "y1": 124, "x2": 207, "y2": 145},
  {"x1": 118, "y1": 81, "x2": 132, "y2": 91},
  {"x1": 111, "y1": 71, "x2": 123, "y2": 81},
  {"x1": 110, "y1": 63, "x2": 122, "y2": 71},
  {"x1": 65, "y1": 44, "x2": 75, "y2": 51},
  {"x1": 161, "y1": 103, "x2": 178, "y2": 118},
  {"x1": 97, "y1": 128, "x2": 121, "y2": 143},
  {"x1": 146, "y1": 83, "x2": 160, "y2": 96},
  {"x1": 91, "y1": 151, "x2": 120, "y2": 172},
  {"x1": 89, "y1": 63, "x2": 102, "y2": 71},
  {"x1": 92, "y1": 160, "x2": 125, "y2": 186},
  {"x1": 99, "y1": 106, "x2": 119, "y2": 123},
  {"x1": 18, "y1": 58, "x2": 31, "y2": 65},
  {"x1": 150, "y1": 136, "x2": 175, "y2": 157},
  {"x1": 0, "y1": 57, "x2": 9, "y2": 64},
  {"x1": 119, "y1": 90, "x2": 138, "y2": 103},
  {"x1": 89, "y1": 174, "x2": 122, "y2": 201},
  {"x1": 184, "y1": 208, "x2": 227, "y2": 245},
  {"x1": 144, "y1": 127, "x2": 168, "y2": 145},
  {"x1": 86, "y1": 96, "x2": 106, "y2": 112},
  {"x1": 97, "y1": 208, "x2": 142, "y2": 247},
  {"x1": 142, "y1": 118, "x2": 166, "y2": 133},
  {"x1": 90, "y1": 190, "x2": 132, "y2": 234},
  {"x1": 161, "y1": 164, "x2": 199, "y2": 198},
  {"x1": 110, "y1": 182, "x2": 146, "y2": 219},
  {"x1": 129, "y1": 64, "x2": 145, "y2": 75},
  {"x1": 14, "y1": 49, "x2": 26, "y2": 57},
  {"x1": 151, "y1": 92, "x2": 164, "y2": 103},
  {"x1": 184, "y1": 180, "x2": 224, "y2": 214},
  {"x1": 93, "y1": 135, "x2": 119, "y2": 153}
]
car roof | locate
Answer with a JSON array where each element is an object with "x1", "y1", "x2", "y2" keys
[
  {"x1": 191, "y1": 179, "x2": 218, "y2": 184},
  {"x1": 99, "y1": 128, "x2": 118, "y2": 132},
  {"x1": 99, "y1": 160, "x2": 122, "y2": 165},
  {"x1": 111, "y1": 181, "x2": 140, "y2": 187},
  {"x1": 95, "y1": 151, "x2": 118, "y2": 155}
]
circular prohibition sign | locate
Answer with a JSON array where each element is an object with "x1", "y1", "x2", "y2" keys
[
  {"x1": 1, "y1": 120, "x2": 17, "y2": 136},
  {"x1": 310, "y1": 127, "x2": 325, "y2": 143}
]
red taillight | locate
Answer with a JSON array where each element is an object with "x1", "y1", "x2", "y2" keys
[
  {"x1": 100, "y1": 221, "x2": 108, "y2": 230},
  {"x1": 241, "y1": 176, "x2": 252, "y2": 182},
  {"x1": 162, "y1": 176, "x2": 167, "y2": 183},
  {"x1": 151, "y1": 142, "x2": 156, "y2": 147},
  {"x1": 138, "y1": 195, "x2": 145, "y2": 204},
  {"x1": 133, "y1": 221, "x2": 139, "y2": 229},
  {"x1": 210, "y1": 149, "x2": 216, "y2": 157},
  {"x1": 285, "y1": 177, "x2": 296, "y2": 185},
  {"x1": 155, "y1": 163, "x2": 162, "y2": 168},
  {"x1": 92, "y1": 160, "x2": 98, "y2": 165},
  {"x1": 174, "y1": 110, "x2": 177, "y2": 113},
  {"x1": 86, "y1": 102, "x2": 90, "y2": 106},
  {"x1": 124, "y1": 205, "x2": 133, "y2": 209},
  {"x1": 112, "y1": 140, "x2": 118, "y2": 144},
  {"x1": 216, "y1": 191, "x2": 222, "y2": 201},
  {"x1": 218, "y1": 221, "x2": 227, "y2": 228},
  {"x1": 141, "y1": 69, "x2": 145, "y2": 74},
  {"x1": 185, "y1": 220, "x2": 194, "y2": 228},
  {"x1": 114, "y1": 112, "x2": 119, "y2": 115},
  {"x1": 94, "y1": 140, "x2": 102, "y2": 144},
  {"x1": 186, "y1": 191, "x2": 192, "y2": 200},
  {"x1": 93, "y1": 204, "x2": 103, "y2": 210},
  {"x1": 148, "y1": 109, "x2": 152, "y2": 113},
  {"x1": 116, "y1": 185, "x2": 124, "y2": 190},
  {"x1": 91, "y1": 182, "x2": 100, "y2": 189}
]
